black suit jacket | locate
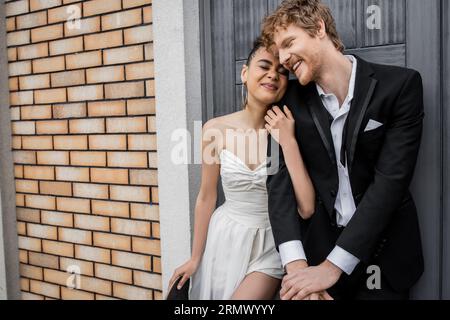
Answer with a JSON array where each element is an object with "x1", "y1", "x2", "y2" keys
[{"x1": 266, "y1": 56, "x2": 424, "y2": 293}]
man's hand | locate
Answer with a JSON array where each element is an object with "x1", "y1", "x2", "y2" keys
[
  {"x1": 280, "y1": 260, "x2": 342, "y2": 300},
  {"x1": 283, "y1": 260, "x2": 333, "y2": 300},
  {"x1": 298, "y1": 291, "x2": 334, "y2": 300},
  {"x1": 285, "y1": 259, "x2": 308, "y2": 274}
]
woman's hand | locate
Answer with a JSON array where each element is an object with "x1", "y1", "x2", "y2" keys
[
  {"x1": 168, "y1": 258, "x2": 200, "y2": 292},
  {"x1": 265, "y1": 105, "x2": 296, "y2": 148}
]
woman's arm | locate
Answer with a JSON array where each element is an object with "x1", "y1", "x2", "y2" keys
[
  {"x1": 265, "y1": 106, "x2": 315, "y2": 220},
  {"x1": 168, "y1": 120, "x2": 221, "y2": 290},
  {"x1": 281, "y1": 138, "x2": 315, "y2": 219},
  {"x1": 190, "y1": 148, "x2": 220, "y2": 263}
]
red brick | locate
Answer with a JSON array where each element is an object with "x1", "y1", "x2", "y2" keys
[
  {"x1": 91, "y1": 200, "x2": 129, "y2": 218},
  {"x1": 54, "y1": 136, "x2": 88, "y2": 150},
  {"x1": 95, "y1": 263, "x2": 132, "y2": 284},
  {"x1": 89, "y1": 135, "x2": 126, "y2": 150},
  {"x1": 83, "y1": 0, "x2": 122, "y2": 16},
  {"x1": 55, "y1": 166, "x2": 90, "y2": 182},
  {"x1": 111, "y1": 251, "x2": 151, "y2": 271},
  {"x1": 17, "y1": 11, "x2": 47, "y2": 29},
  {"x1": 107, "y1": 152, "x2": 148, "y2": 168},
  {"x1": 56, "y1": 197, "x2": 90, "y2": 213},
  {"x1": 113, "y1": 282, "x2": 152, "y2": 300},
  {"x1": 53, "y1": 103, "x2": 87, "y2": 119},
  {"x1": 75, "y1": 244, "x2": 110, "y2": 264},
  {"x1": 41, "y1": 210, "x2": 73, "y2": 228},
  {"x1": 37, "y1": 151, "x2": 70, "y2": 165},
  {"x1": 30, "y1": 280, "x2": 60, "y2": 299},
  {"x1": 70, "y1": 151, "x2": 106, "y2": 167},
  {"x1": 74, "y1": 214, "x2": 110, "y2": 232},
  {"x1": 101, "y1": 8, "x2": 142, "y2": 30},
  {"x1": 88, "y1": 101, "x2": 126, "y2": 117},
  {"x1": 66, "y1": 51, "x2": 102, "y2": 70},
  {"x1": 42, "y1": 240, "x2": 74, "y2": 257},
  {"x1": 27, "y1": 223, "x2": 58, "y2": 240},
  {"x1": 39, "y1": 181, "x2": 72, "y2": 196},
  {"x1": 59, "y1": 227, "x2": 92, "y2": 245},
  {"x1": 130, "y1": 203, "x2": 159, "y2": 221},
  {"x1": 84, "y1": 30, "x2": 123, "y2": 50},
  {"x1": 93, "y1": 232, "x2": 131, "y2": 251},
  {"x1": 25, "y1": 195, "x2": 56, "y2": 210},
  {"x1": 16, "y1": 207, "x2": 40, "y2": 223},
  {"x1": 111, "y1": 218, "x2": 150, "y2": 237},
  {"x1": 18, "y1": 236, "x2": 42, "y2": 252}
]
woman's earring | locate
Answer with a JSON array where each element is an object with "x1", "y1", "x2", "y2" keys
[{"x1": 241, "y1": 83, "x2": 248, "y2": 108}]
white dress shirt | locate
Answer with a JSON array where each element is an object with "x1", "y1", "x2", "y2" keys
[{"x1": 279, "y1": 55, "x2": 360, "y2": 275}]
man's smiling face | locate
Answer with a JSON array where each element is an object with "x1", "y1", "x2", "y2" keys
[{"x1": 273, "y1": 24, "x2": 323, "y2": 86}]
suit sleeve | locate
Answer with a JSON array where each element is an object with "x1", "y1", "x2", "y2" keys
[
  {"x1": 266, "y1": 135, "x2": 304, "y2": 250},
  {"x1": 336, "y1": 70, "x2": 425, "y2": 263}
]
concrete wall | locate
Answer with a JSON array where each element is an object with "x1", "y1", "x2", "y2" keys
[{"x1": 153, "y1": 0, "x2": 202, "y2": 296}]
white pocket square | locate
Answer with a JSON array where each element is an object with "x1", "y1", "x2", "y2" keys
[{"x1": 364, "y1": 119, "x2": 383, "y2": 132}]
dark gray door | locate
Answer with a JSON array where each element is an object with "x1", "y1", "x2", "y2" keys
[{"x1": 200, "y1": 0, "x2": 445, "y2": 299}]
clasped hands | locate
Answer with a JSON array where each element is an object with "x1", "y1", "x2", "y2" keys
[{"x1": 280, "y1": 260, "x2": 343, "y2": 300}]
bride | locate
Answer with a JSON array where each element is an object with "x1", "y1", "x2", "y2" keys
[{"x1": 168, "y1": 38, "x2": 316, "y2": 300}]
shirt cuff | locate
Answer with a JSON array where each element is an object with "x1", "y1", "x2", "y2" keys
[
  {"x1": 279, "y1": 240, "x2": 307, "y2": 268},
  {"x1": 327, "y1": 246, "x2": 360, "y2": 275}
]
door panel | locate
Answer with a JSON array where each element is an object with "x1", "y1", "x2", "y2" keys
[
  {"x1": 234, "y1": 0, "x2": 268, "y2": 60},
  {"x1": 210, "y1": 0, "x2": 235, "y2": 117},
  {"x1": 347, "y1": 44, "x2": 405, "y2": 67},
  {"x1": 442, "y1": 0, "x2": 450, "y2": 300},
  {"x1": 323, "y1": 0, "x2": 358, "y2": 49}
]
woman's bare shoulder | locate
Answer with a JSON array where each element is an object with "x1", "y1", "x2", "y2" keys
[{"x1": 203, "y1": 112, "x2": 241, "y2": 133}]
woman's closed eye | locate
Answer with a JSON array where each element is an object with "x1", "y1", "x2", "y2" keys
[{"x1": 277, "y1": 67, "x2": 289, "y2": 76}]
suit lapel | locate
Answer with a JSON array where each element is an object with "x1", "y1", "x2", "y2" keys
[
  {"x1": 305, "y1": 84, "x2": 336, "y2": 165},
  {"x1": 345, "y1": 57, "x2": 378, "y2": 173}
]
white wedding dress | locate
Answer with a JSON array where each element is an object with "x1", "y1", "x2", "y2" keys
[{"x1": 189, "y1": 149, "x2": 284, "y2": 300}]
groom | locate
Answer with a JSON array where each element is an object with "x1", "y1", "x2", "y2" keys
[{"x1": 263, "y1": 0, "x2": 424, "y2": 300}]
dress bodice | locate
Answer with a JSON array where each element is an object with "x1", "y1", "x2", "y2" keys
[{"x1": 219, "y1": 149, "x2": 269, "y2": 226}]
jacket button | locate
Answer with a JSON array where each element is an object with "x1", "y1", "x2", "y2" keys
[{"x1": 330, "y1": 190, "x2": 337, "y2": 197}]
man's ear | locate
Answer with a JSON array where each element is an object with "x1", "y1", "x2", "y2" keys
[
  {"x1": 241, "y1": 64, "x2": 248, "y2": 84},
  {"x1": 317, "y1": 19, "x2": 327, "y2": 39}
]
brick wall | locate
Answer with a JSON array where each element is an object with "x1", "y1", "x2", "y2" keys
[{"x1": 5, "y1": 0, "x2": 161, "y2": 300}]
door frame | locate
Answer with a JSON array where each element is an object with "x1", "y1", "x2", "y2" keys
[
  {"x1": 406, "y1": 0, "x2": 442, "y2": 300},
  {"x1": 442, "y1": 0, "x2": 450, "y2": 300}
]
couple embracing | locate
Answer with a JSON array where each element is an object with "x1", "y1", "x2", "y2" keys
[{"x1": 168, "y1": 0, "x2": 424, "y2": 300}]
